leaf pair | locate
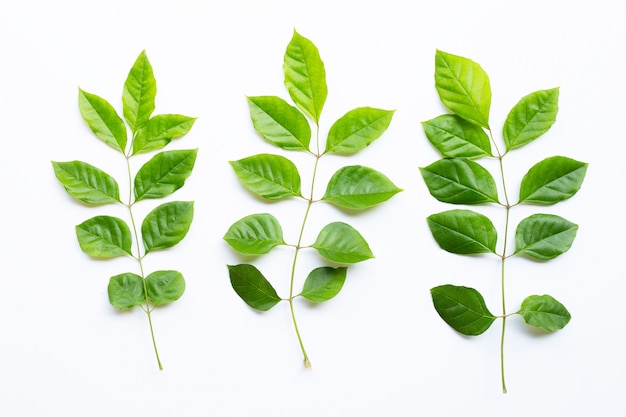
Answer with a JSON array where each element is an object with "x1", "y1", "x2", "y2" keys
[{"x1": 109, "y1": 270, "x2": 185, "y2": 309}]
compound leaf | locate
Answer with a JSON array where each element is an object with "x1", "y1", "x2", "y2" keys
[
  {"x1": 78, "y1": 88, "x2": 127, "y2": 153},
  {"x1": 142, "y1": 201, "x2": 194, "y2": 254},
  {"x1": 431, "y1": 284, "x2": 496, "y2": 336},
  {"x1": 75, "y1": 215, "x2": 132, "y2": 258},
  {"x1": 223, "y1": 213, "x2": 285, "y2": 255},
  {"x1": 145, "y1": 270, "x2": 185, "y2": 307},
  {"x1": 134, "y1": 149, "x2": 198, "y2": 202},
  {"x1": 132, "y1": 114, "x2": 197, "y2": 155},
  {"x1": 227, "y1": 264, "x2": 281, "y2": 311},
  {"x1": 422, "y1": 114, "x2": 492, "y2": 158},
  {"x1": 123, "y1": 50, "x2": 156, "y2": 133},
  {"x1": 427, "y1": 209, "x2": 497, "y2": 254},
  {"x1": 514, "y1": 214, "x2": 578, "y2": 260},
  {"x1": 503, "y1": 88, "x2": 559, "y2": 151},
  {"x1": 108, "y1": 272, "x2": 146, "y2": 310},
  {"x1": 322, "y1": 165, "x2": 402, "y2": 210},
  {"x1": 247, "y1": 96, "x2": 311, "y2": 151},
  {"x1": 230, "y1": 154, "x2": 302, "y2": 200},
  {"x1": 518, "y1": 156, "x2": 588, "y2": 205},
  {"x1": 52, "y1": 160, "x2": 120, "y2": 205},
  {"x1": 325, "y1": 107, "x2": 394, "y2": 154},
  {"x1": 517, "y1": 294, "x2": 571, "y2": 332},
  {"x1": 300, "y1": 266, "x2": 347, "y2": 303},
  {"x1": 311, "y1": 222, "x2": 374, "y2": 263}
]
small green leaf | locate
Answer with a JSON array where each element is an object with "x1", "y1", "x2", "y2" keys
[
  {"x1": 108, "y1": 273, "x2": 146, "y2": 310},
  {"x1": 227, "y1": 264, "x2": 281, "y2": 311},
  {"x1": 503, "y1": 88, "x2": 559, "y2": 151},
  {"x1": 145, "y1": 270, "x2": 185, "y2": 307},
  {"x1": 518, "y1": 156, "x2": 588, "y2": 205},
  {"x1": 435, "y1": 50, "x2": 491, "y2": 129},
  {"x1": 514, "y1": 214, "x2": 578, "y2": 260},
  {"x1": 421, "y1": 114, "x2": 492, "y2": 158},
  {"x1": 431, "y1": 284, "x2": 496, "y2": 336},
  {"x1": 134, "y1": 149, "x2": 198, "y2": 202},
  {"x1": 325, "y1": 107, "x2": 395, "y2": 154},
  {"x1": 229, "y1": 154, "x2": 302, "y2": 200},
  {"x1": 78, "y1": 88, "x2": 127, "y2": 152},
  {"x1": 420, "y1": 158, "x2": 499, "y2": 204},
  {"x1": 142, "y1": 201, "x2": 194, "y2": 254},
  {"x1": 123, "y1": 50, "x2": 156, "y2": 133},
  {"x1": 426, "y1": 210, "x2": 497, "y2": 254},
  {"x1": 223, "y1": 213, "x2": 285, "y2": 255},
  {"x1": 247, "y1": 96, "x2": 311, "y2": 151},
  {"x1": 132, "y1": 114, "x2": 197, "y2": 155},
  {"x1": 75, "y1": 215, "x2": 132, "y2": 258},
  {"x1": 300, "y1": 266, "x2": 347, "y2": 303},
  {"x1": 322, "y1": 165, "x2": 402, "y2": 209},
  {"x1": 311, "y1": 222, "x2": 374, "y2": 263},
  {"x1": 284, "y1": 29, "x2": 327, "y2": 122},
  {"x1": 517, "y1": 294, "x2": 571, "y2": 332},
  {"x1": 52, "y1": 160, "x2": 120, "y2": 204}
]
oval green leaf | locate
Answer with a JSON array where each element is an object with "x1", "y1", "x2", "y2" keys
[
  {"x1": 431, "y1": 284, "x2": 496, "y2": 336},
  {"x1": 421, "y1": 114, "x2": 492, "y2": 158},
  {"x1": 247, "y1": 96, "x2": 311, "y2": 151},
  {"x1": 229, "y1": 154, "x2": 302, "y2": 200},
  {"x1": 52, "y1": 160, "x2": 120, "y2": 205},
  {"x1": 227, "y1": 264, "x2": 281, "y2": 311},
  {"x1": 300, "y1": 266, "x2": 347, "y2": 303},
  {"x1": 325, "y1": 107, "x2": 395, "y2": 154},
  {"x1": 503, "y1": 88, "x2": 559, "y2": 151},
  {"x1": 223, "y1": 213, "x2": 285, "y2": 255},
  {"x1": 75, "y1": 215, "x2": 132, "y2": 258},
  {"x1": 311, "y1": 222, "x2": 374, "y2": 263},
  {"x1": 134, "y1": 149, "x2": 198, "y2": 202},
  {"x1": 517, "y1": 294, "x2": 571, "y2": 332},
  {"x1": 514, "y1": 213, "x2": 578, "y2": 260},
  {"x1": 426, "y1": 209, "x2": 497, "y2": 254},
  {"x1": 322, "y1": 165, "x2": 402, "y2": 209},
  {"x1": 78, "y1": 88, "x2": 127, "y2": 152},
  {"x1": 145, "y1": 270, "x2": 185, "y2": 307},
  {"x1": 108, "y1": 272, "x2": 146, "y2": 310},
  {"x1": 420, "y1": 158, "x2": 499, "y2": 204},
  {"x1": 122, "y1": 50, "x2": 156, "y2": 133},
  {"x1": 132, "y1": 114, "x2": 197, "y2": 155},
  {"x1": 518, "y1": 156, "x2": 588, "y2": 205},
  {"x1": 141, "y1": 201, "x2": 194, "y2": 254}
]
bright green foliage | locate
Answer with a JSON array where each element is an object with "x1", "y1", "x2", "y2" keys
[
  {"x1": 421, "y1": 50, "x2": 587, "y2": 392},
  {"x1": 225, "y1": 29, "x2": 400, "y2": 369},
  {"x1": 52, "y1": 50, "x2": 196, "y2": 370}
]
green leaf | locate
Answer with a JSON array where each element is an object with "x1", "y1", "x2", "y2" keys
[
  {"x1": 426, "y1": 210, "x2": 497, "y2": 254},
  {"x1": 223, "y1": 213, "x2": 285, "y2": 255},
  {"x1": 300, "y1": 266, "x2": 347, "y2": 303},
  {"x1": 227, "y1": 264, "x2": 281, "y2": 311},
  {"x1": 435, "y1": 50, "x2": 491, "y2": 129},
  {"x1": 322, "y1": 165, "x2": 402, "y2": 209},
  {"x1": 421, "y1": 114, "x2": 492, "y2": 158},
  {"x1": 134, "y1": 149, "x2": 198, "y2": 202},
  {"x1": 420, "y1": 158, "x2": 499, "y2": 204},
  {"x1": 517, "y1": 294, "x2": 571, "y2": 332},
  {"x1": 283, "y1": 29, "x2": 327, "y2": 122},
  {"x1": 431, "y1": 284, "x2": 496, "y2": 336},
  {"x1": 123, "y1": 50, "x2": 156, "y2": 133},
  {"x1": 229, "y1": 154, "x2": 302, "y2": 200},
  {"x1": 145, "y1": 270, "x2": 185, "y2": 307},
  {"x1": 247, "y1": 96, "x2": 311, "y2": 151},
  {"x1": 52, "y1": 160, "x2": 120, "y2": 204},
  {"x1": 78, "y1": 88, "x2": 127, "y2": 152},
  {"x1": 514, "y1": 214, "x2": 578, "y2": 260},
  {"x1": 325, "y1": 107, "x2": 395, "y2": 154},
  {"x1": 132, "y1": 114, "x2": 197, "y2": 155},
  {"x1": 311, "y1": 222, "x2": 374, "y2": 263},
  {"x1": 108, "y1": 273, "x2": 146, "y2": 310},
  {"x1": 518, "y1": 156, "x2": 588, "y2": 205},
  {"x1": 142, "y1": 201, "x2": 194, "y2": 254},
  {"x1": 75, "y1": 215, "x2": 132, "y2": 258},
  {"x1": 503, "y1": 88, "x2": 559, "y2": 151}
]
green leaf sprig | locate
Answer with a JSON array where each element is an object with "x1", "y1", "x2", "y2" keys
[
  {"x1": 421, "y1": 50, "x2": 587, "y2": 392},
  {"x1": 225, "y1": 30, "x2": 401, "y2": 369},
  {"x1": 52, "y1": 50, "x2": 197, "y2": 370}
]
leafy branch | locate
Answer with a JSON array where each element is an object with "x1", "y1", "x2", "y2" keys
[{"x1": 421, "y1": 50, "x2": 588, "y2": 392}]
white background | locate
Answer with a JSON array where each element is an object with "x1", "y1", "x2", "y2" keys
[{"x1": 1, "y1": 0, "x2": 624, "y2": 415}]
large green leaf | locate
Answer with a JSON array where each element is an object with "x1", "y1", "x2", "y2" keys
[
  {"x1": 435, "y1": 50, "x2": 491, "y2": 129},
  {"x1": 503, "y1": 88, "x2": 559, "y2": 151},
  {"x1": 518, "y1": 156, "x2": 588, "y2": 205},
  {"x1": 325, "y1": 107, "x2": 395, "y2": 154},
  {"x1": 420, "y1": 158, "x2": 499, "y2": 204},
  {"x1": 421, "y1": 114, "x2": 492, "y2": 158},
  {"x1": 247, "y1": 96, "x2": 311, "y2": 151},
  {"x1": 108, "y1": 272, "x2": 146, "y2": 310},
  {"x1": 52, "y1": 160, "x2": 120, "y2": 205},
  {"x1": 283, "y1": 29, "x2": 327, "y2": 122},
  {"x1": 132, "y1": 114, "x2": 197, "y2": 155},
  {"x1": 311, "y1": 222, "x2": 374, "y2": 263},
  {"x1": 122, "y1": 50, "x2": 156, "y2": 133},
  {"x1": 141, "y1": 201, "x2": 194, "y2": 254},
  {"x1": 322, "y1": 165, "x2": 402, "y2": 209},
  {"x1": 431, "y1": 284, "x2": 496, "y2": 336},
  {"x1": 145, "y1": 270, "x2": 185, "y2": 307},
  {"x1": 78, "y1": 88, "x2": 127, "y2": 152},
  {"x1": 517, "y1": 294, "x2": 571, "y2": 332},
  {"x1": 223, "y1": 213, "x2": 285, "y2": 255},
  {"x1": 229, "y1": 154, "x2": 302, "y2": 200},
  {"x1": 426, "y1": 210, "x2": 497, "y2": 254},
  {"x1": 300, "y1": 266, "x2": 347, "y2": 303},
  {"x1": 227, "y1": 264, "x2": 281, "y2": 311},
  {"x1": 134, "y1": 149, "x2": 198, "y2": 202},
  {"x1": 75, "y1": 215, "x2": 132, "y2": 258},
  {"x1": 514, "y1": 214, "x2": 578, "y2": 260}
]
